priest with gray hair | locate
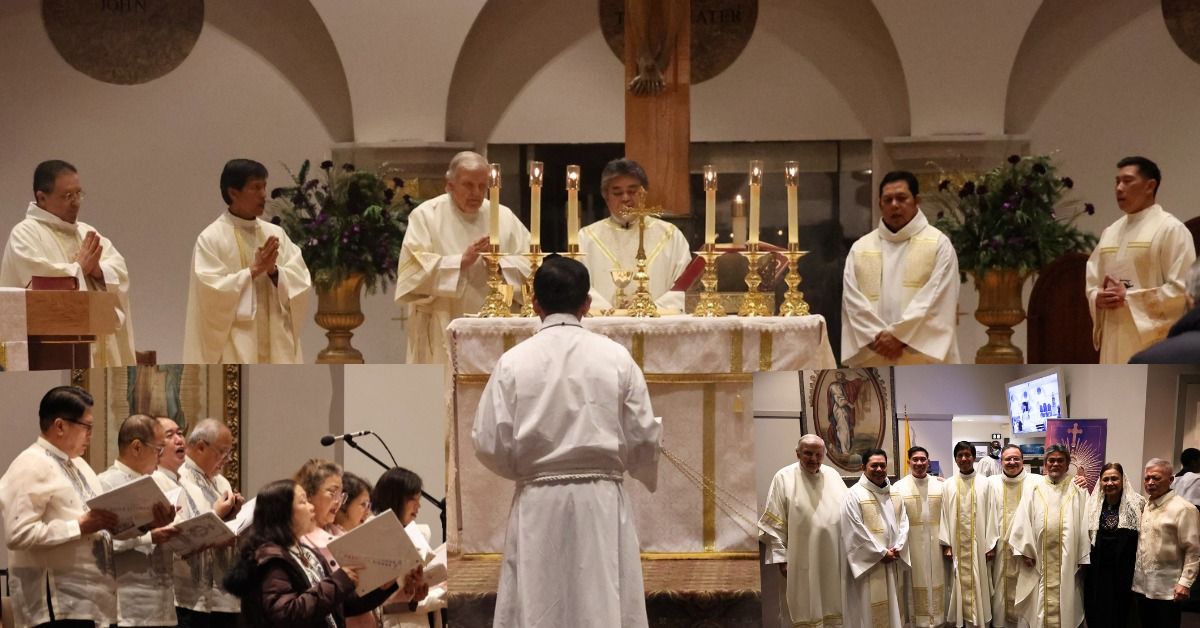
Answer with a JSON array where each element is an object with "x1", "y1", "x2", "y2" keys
[
  {"x1": 394, "y1": 150, "x2": 530, "y2": 363},
  {"x1": 758, "y1": 434, "x2": 848, "y2": 627}
]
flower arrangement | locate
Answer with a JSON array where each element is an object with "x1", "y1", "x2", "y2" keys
[
  {"x1": 269, "y1": 160, "x2": 414, "y2": 294},
  {"x1": 928, "y1": 154, "x2": 1098, "y2": 280}
]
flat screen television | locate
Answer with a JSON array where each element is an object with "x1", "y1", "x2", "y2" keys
[{"x1": 1006, "y1": 368, "x2": 1065, "y2": 435}]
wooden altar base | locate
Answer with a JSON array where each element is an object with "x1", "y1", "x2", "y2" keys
[{"x1": 447, "y1": 556, "x2": 761, "y2": 627}]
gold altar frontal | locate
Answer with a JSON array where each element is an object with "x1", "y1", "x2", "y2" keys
[{"x1": 446, "y1": 315, "x2": 836, "y2": 557}]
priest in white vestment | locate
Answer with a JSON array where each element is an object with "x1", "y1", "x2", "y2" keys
[
  {"x1": 940, "y1": 442, "x2": 998, "y2": 627},
  {"x1": 1087, "y1": 156, "x2": 1195, "y2": 363},
  {"x1": 472, "y1": 255, "x2": 661, "y2": 628},
  {"x1": 842, "y1": 448, "x2": 909, "y2": 628},
  {"x1": 1009, "y1": 445, "x2": 1090, "y2": 628},
  {"x1": 0, "y1": 160, "x2": 137, "y2": 366},
  {"x1": 577, "y1": 158, "x2": 691, "y2": 313},
  {"x1": 0, "y1": 386, "x2": 122, "y2": 626},
  {"x1": 842, "y1": 171, "x2": 960, "y2": 366},
  {"x1": 758, "y1": 434, "x2": 848, "y2": 628},
  {"x1": 96, "y1": 415, "x2": 181, "y2": 628},
  {"x1": 987, "y1": 444, "x2": 1038, "y2": 627},
  {"x1": 891, "y1": 446, "x2": 948, "y2": 628},
  {"x1": 394, "y1": 151, "x2": 530, "y2": 364},
  {"x1": 183, "y1": 159, "x2": 312, "y2": 364}
]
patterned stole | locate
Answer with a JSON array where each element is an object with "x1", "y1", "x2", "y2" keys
[{"x1": 954, "y1": 475, "x2": 978, "y2": 624}]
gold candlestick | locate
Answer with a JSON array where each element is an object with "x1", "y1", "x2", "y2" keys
[
  {"x1": 625, "y1": 189, "x2": 662, "y2": 318},
  {"x1": 478, "y1": 245, "x2": 511, "y2": 318},
  {"x1": 565, "y1": 243, "x2": 583, "y2": 261},
  {"x1": 738, "y1": 244, "x2": 772, "y2": 317},
  {"x1": 779, "y1": 243, "x2": 810, "y2": 316},
  {"x1": 521, "y1": 244, "x2": 545, "y2": 317},
  {"x1": 692, "y1": 244, "x2": 724, "y2": 317}
]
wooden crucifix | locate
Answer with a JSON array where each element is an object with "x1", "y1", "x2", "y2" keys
[{"x1": 623, "y1": 0, "x2": 691, "y2": 218}]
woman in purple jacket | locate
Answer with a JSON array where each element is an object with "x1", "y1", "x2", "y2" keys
[{"x1": 223, "y1": 479, "x2": 419, "y2": 627}]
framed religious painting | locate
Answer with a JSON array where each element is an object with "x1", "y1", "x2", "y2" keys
[
  {"x1": 803, "y1": 367, "x2": 897, "y2": 478},
  {"x1": 72, "y1": 364, "x2": 243, "y2": 491}
]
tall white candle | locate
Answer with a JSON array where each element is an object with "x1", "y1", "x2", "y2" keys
[
  {"x1": 732, "y1": 195, "x2": 746, "y2": 247},
  {"x1": 566, "y1": 165, "x2": 581, "y2": 247},
  {"x1": 488, "y1": 163, "x2": 502, "y2": 246},
  {"x1": 784, "y1": 161, "x2": 799, "y2": 246},
  {"x1": 529, "y1": 161, "x2": 543, "y2": 247},
  {"x1": 703, "y1": 165, "x2": 717, "y2": 245},
  {"x1": 748, "y1": 160, "x2": 762, "y2": 245}
]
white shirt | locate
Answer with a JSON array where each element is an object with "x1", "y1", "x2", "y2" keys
[
  {"x1": 98, "y1": 459, "x2": 177, "y2": 626},
  {"x1": 0, "y1": 437, "x2": 117, "y2": 625},
  {"x1": 1133, "y1": 490, "x2": 1200, "y2": 600},
  {"x1": 176, "y1": 456, "x2": 241, "y2": 613}
]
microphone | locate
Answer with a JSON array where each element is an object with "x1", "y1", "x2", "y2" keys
[{"x1": 320, "y1": 430, "x2": 372, "y2": 446}]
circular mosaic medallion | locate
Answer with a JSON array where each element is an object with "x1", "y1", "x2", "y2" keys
[
  {"x1": 43, "y1": 0, "x2": 204, "y2": 85},
  {"x1": 599, "y1": 0, "x2": 757, "y2": 85}
]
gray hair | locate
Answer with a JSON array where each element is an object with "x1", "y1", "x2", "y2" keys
[
  {"x1": 1146, "y1": 457, "x2": 1174, "y2": 475},
  {"x1": 798, "y1": 434, "x2": 826, "y2": 450},
  {"x1": 117, "y1": 414, "x2": 158, "y2": 451},
  {"x1": 600, "y1": 158, "x2": 648, "y2": 193},
  {"x1": 445, "y1": 151, "x2": 488, "y2": 181},
  {"x1": 1186, "y1": 259, "x2": 1200, "y2": 304},
  {"x1": 187, "y1": 418, "x2": 226, "y2": 447},
  {"x1": 1045, "y1": 443, "x2": 1071, "y2": 461}
]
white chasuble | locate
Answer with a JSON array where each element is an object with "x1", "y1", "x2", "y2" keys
[
  {"x1": 892, "y1": 474, "x2": 946, "y2": 627},
  {"x1": 1086, "y1": 204, "x2": 1194, "y2": 364},
  {"x1": 578, "y1": 216, "x2": 692, "y2": 313},
  {"x1": 394, "y1": 194, "x2": 529, "y2": 364},
  {"x1": 0, "y1": 203, "x2": 136, "y2": 366},
  {"x1": 939, "y1": 472, "x2": 997, "y2": 627},
  {"x1": 987, "y1": 470, "x2": 1038, "y2": 627},
  {"x1": 758, "y1": 463, "x2": 848, "y2": 628},
  {"x1": 842, "y1": 475, "x2": 909, "y2": 628},
  {"x1": 183, "y1": 212, "x2": 311, "y2": 364},
  {"x1": 472, "y1": 314, "x2": 661, "y2": 628},
  {"x1": 841, "y1": 211, "x2": 960, "y2": 367},
  {"x1": 1009, "y1": 476, "x2": 1090, "y2": 628}
]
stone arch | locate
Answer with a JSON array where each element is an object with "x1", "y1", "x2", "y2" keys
[
  {"x1": 205, "y1": 0, "x2": 354, "y2": 141},
  {"x1": 445, "y1": 0, "x2": 909, "y2": 145},
  {"x1": 1005, "y1": 0, "x2": 1158, "y2": 134}
]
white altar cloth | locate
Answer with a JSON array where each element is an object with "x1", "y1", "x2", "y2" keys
[{"x1": 447, "y1": 315, "x2": 836, "y2": 555}]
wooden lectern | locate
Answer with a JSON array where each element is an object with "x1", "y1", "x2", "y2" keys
[{"x1": 25, "y1": 290, "x2": 121, "y2": 370}]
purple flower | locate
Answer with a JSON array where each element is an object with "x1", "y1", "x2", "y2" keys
[
  {"x1": 270, "y1": 216, "x2": 281, "y2": 225},
  {"x1": 342, "y1": 163, "x2": 355, "y2": 173},
  {"x1": 936, "y1": 211, "x2": 945, "y2": 219},
  {"x1": 959, "y1": 181, "x2": 976, "y2": 198},
  {"x1": 938, "y1": 179, "x2": 950, "y2": 192},
  {"x1": 392, "y1": 177, "x2": 405, "y2": 188},
  {"x1": 1032, "y1": 163, "x2": 1046, "y2": 175},
  {"x1": 1084, "y1": 203, "x2": 1095, "y2": 215},
  {"x1": 304, "y1": 179, "x2": 319, "y2": 190},
  {"x1": 1008, "y1": 155, "x2": 1021, "y2": 165},
  {"x1": 976, "y1": 185, "x2": 988, "y2": 196},
  {"x1": 1062, "y1": 177, "x2": 1074, "y2": 189},
  {"x1": 308, "y1": 238, "x2": 318, "y2": 246},
  {"x1": 1002, "y1": 202, "x2": 1012, "y2": 210},
  {"x1": 320, "y1": 160, "x2": 334, "y2": 170},
  {"x1": 270, "y1": 187, "x2": 284, "y2": 199}
]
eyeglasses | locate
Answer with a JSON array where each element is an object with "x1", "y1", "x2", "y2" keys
[
  {"x1": 60, "y1": 191, "x2": 86, "y2": 203},
  {"x1": 61, "y1": 418, "x2": 94, "y2": 434},
  {"x1": 216, "y1": 446, "x2": 234, "y2": 461}
]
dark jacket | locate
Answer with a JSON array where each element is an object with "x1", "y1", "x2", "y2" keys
[
  {"x1": 1129, "y1": 306, "x2": 1200, "y2": 364},
  {"x1": 226, "y1": 542, "x2": 395, "y2": 628}
]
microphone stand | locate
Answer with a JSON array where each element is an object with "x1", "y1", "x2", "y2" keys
[{"x1": 342, "y1": 434, "x2": 447, "y2": 542}]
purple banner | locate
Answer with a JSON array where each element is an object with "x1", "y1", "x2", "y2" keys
[{"x1": 1045, "y1": 418, "x2": 1107, "y2": 492}]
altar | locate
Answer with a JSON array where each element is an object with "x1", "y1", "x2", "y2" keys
[{"x1": 446, "y1": 314, "x2": 836, "y2": 557}]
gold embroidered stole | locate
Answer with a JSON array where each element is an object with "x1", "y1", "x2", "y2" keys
[
  {"x1": 852, "y1": 226, "x2": 939, "y2": 311},
  {"x1": 896, "y1": 479, "x2": 943, "y2": 625},
  {"x1": 233, "y1": 221, "x2": 272, "y2": 362},
  {"x1": 954, "y1": 475, "x2": 978, "y2": 624},
  {"x1": 857, "y1": 486, "x2": 893, "y2": 627},
  {"x1": 999, "y1": 478, "x2": 1023, "y2": 619},
  {"x1": 1037, "y1": 481, "x2": 1070, "y2": 628}
]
